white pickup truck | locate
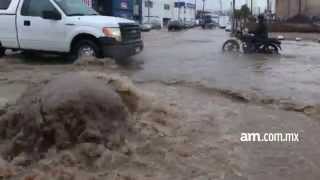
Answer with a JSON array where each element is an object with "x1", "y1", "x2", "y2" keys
[{"x1": 0, "y1": 0, "x2": 143, "y2": 61}]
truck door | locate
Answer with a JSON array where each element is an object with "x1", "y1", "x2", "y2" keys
[
  {"x1": 0, "y1": 0, "x2": 19, "y2": 48},
  {"x1": 17, "y1": 0, "x2": 66, "y2": 52}
]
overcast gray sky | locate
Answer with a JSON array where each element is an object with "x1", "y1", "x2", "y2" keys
[{"x1": 195, "y1": 0, "x2": 271, "y2": 11}]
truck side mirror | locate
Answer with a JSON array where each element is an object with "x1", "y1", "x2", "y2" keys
[{"x1": 42, "y1": 11, "x2": 61, "y2": 20}]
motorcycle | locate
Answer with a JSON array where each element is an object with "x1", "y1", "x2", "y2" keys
[{"x1": 222, "y1": 31, "x2": 282, "y2": 54}]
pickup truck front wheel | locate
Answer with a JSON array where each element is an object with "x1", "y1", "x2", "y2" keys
[{"x1": 67, "y1": 39, "x2": 101, "y2": 62}]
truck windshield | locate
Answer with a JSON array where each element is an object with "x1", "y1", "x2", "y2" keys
[{"x1": 53, "y1": 0, "x2": 98, "y2": 16}]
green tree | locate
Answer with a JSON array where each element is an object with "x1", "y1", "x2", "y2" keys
[
  {"x1": 234, "y1": 5, "x2": 252, "y2": 31},
  {"x1": 240, "y1": 4, "x2": 251, "y2": 19}
]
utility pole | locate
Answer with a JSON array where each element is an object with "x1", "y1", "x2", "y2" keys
[
  {"x1": 202, "y1": 0, "x2": 205, "y2": 23},
  {"x1": 266, "y1": 0, "x2": 271, "y2": 19},
  {"x1": 232, "y1": 0, "x2": 235, "y2": 33},
  {"x1": 218, "y1": 0, "x2": 222, "y2": 26},
  {"x1": 251, "y1": 0, "x2": 253, "y2": 14},
  {"x1": 178, "y1": 6, "x2": 181, "y2": 20},
  {"x1": 195, "y1": 0, "x2": 197, "y2": 19},
  {"x1": 202, "y1": 0, "x2": 205, "y2": 11},
  {"x1": 147, "y1": 0, "x2": 151, "y2": 23},
  {"x1": 184, "y1": 5, "x2": 186, "y2": 24}
]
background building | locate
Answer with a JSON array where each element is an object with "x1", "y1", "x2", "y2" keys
[
  {"x1": 141, "y1": 0, "x2": 196, "y2": 26},
  {"x1": 173, "y1": 0, "x2": 196, "y2": 22},
  {"x1": 81, "y1": 0, "x2": 196, "y2": 25},
  {"x1": 133, "y1": 0, "x2": 143, "y2": 22},
  {"x1": 142, "y1": 0, "x2": 175, "y2": 26},
  {"x1": 82, "y1": 0, "x2": 135, "y2": 20},
  {"x1": 82, "y1": 0, "x2": 94, "y2": 8},
  {"x1": 276, "y1": 0, "x2": 320, "y2": 20}
]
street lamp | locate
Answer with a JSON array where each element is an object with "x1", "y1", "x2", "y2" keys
[
  {"x1": 146, "y1": 0, "x2": 151, "y2": 23},
  {"x1": 202, "y1": 0, "x2": 205, "y2": 13}
]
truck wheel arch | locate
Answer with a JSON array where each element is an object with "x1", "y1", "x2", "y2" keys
[{"x1": 70, "y1": 33, "x2": 102, "y2": 57}]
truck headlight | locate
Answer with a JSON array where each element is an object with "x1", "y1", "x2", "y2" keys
[{"x1": 103, "y1": 27, "x2": 122, "y2": 42}]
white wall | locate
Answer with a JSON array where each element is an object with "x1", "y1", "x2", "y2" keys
[
  {"x1": 142, "y1": 0, "x2": 175, "y2": 24},
  {"x1": 172, "y1": 0, "x2": 196, "y2": 21},
  {"x1": 141, "y1": 0, "x2": 196, "y2": 25}
]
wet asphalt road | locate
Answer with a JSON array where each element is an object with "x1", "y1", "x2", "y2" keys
[
  {"x1": 0, "y1": 28, "x2": 320, "y2": 180},
  {"x1": 132, "y1": 29, "x2": 320, "y2": 180},
  {"x1": 132, "y1": 28, "x2": 320, "y2": 106}
]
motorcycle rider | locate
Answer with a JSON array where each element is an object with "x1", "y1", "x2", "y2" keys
[
  {"x1": 246, "y1": 14, "x2": 268, "y2": 51},
  {"x1": 223, "y1": 14, "x2": 280, "y2": 53},
  {"x1": 252, "y1": 14, "x2": 268, "y2": 40}
]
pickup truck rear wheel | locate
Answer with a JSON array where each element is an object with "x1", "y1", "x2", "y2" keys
[
  {"x1": 0, "y1": 48, "x2": 5, "y2": 58},
  {"x1": 67, "y1": 39, "x2": 101, "y2": 62}
]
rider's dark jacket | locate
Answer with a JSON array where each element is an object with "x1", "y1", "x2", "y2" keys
[{"x1": 253, "y1": 21, "x2": 268, "y2": 39}]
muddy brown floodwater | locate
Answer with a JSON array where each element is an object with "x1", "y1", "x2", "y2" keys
[{"x1": 0, "y1": 29, "x2": 320, "y2": 179}]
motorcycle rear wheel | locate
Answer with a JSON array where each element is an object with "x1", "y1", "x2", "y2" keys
[{"x1": 222, "y1": 40, "x2": 240, "y2": 52}]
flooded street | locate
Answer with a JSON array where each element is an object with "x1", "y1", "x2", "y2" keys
[
  {"x1": 143, "y1": 83, "x2": 320, "y2": 180},
  {"x1": 134, "y1": 29, "x2": 320, "y2": 106},
  {"x1": 1, "y1": 28, "x2": 320, "y2": 179}
]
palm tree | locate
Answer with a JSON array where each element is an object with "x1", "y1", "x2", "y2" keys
[{"x1": 233, "y1": 5, "x2": 251, "y2": 32}]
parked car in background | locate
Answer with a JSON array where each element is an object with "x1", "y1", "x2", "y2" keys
[
  {"x1": 201, "y1": 15, "x2": 218, "y2": 29},
  {"x1": 140, "y1": 23, "x2": 152, "y2": 32},
  {"x1": 184, "y1": 20, "x2": 196, "y2": 29},
  {"x1": 150, "y1": 19, "x2": 162, "y2": 30},
  {"x1": 168, "y1": 20, "x2": 184, "y2": 31},
  {"x1": 143, "y1": 16, "x2": 162, "y2": 30},
  {"x1": 225, "y1": 24, "x2": 232, "y2": 32},
  {"x1": 219, "y1": 15, "x2": 230, "y2": 29},
  {"x1": 195, "y1": 19, "x2": 200, "y2": 26},
  {"x1": 202, "y1": 22, "x2": 217, "y2": 29}
]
